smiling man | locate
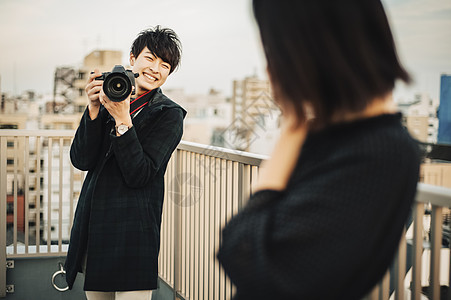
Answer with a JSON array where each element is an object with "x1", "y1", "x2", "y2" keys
[{"x1": 64, "y1": 26, "x2": 186, "y2": 300}]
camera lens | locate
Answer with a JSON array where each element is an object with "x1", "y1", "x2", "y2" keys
[{"x1": 103, "y1": 73, "x2": 132, "y2": 102}]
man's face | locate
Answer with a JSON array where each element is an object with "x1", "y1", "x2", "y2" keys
[{"x1": 130, "y1": 47, "x2": 171, "y2": 96}]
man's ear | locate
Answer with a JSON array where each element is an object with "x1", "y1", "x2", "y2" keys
[{"x1": 130, "y1": 53, "x2": 135, "y2": 66}]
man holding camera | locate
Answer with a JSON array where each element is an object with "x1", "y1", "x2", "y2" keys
[{"x1": 65, "y1": 26, "x2": 186, "y2": 300}]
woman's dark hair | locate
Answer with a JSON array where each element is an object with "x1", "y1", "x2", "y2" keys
[
  {"x1": 253, "y1": 0, "x2": 411, "y2": 126},
  {"x1": 131, "y1": 26, "x2": 182, "y2": 74}
]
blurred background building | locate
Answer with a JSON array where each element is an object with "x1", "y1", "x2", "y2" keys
[{"x1": 438, "y1": 74, "x2": 451, "y2": 145}]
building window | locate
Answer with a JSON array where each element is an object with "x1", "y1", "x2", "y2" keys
[
  {"x1": 0, "y1": 124, "x2": 18, "y2": 129},
  {"x1": 7, "y1": 203, "x2": 14, "y2": 215},
  {"x1": 7, "y1": 159, "x2": 14, "y2": 165},
  {"x1": 7, "y1": 141, "x2": 14, "y2": 147},
  {"x1": 79, "y1": 88, "x2": 84, "y2": 96}
]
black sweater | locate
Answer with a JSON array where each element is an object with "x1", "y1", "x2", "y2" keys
[{"x1": 217, "y1": 113, "x2": 420, "y2": 300}]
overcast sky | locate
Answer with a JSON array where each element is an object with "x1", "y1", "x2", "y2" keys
[{"x1": 0, "y1": 0, "x2": 450, "y2": 101}]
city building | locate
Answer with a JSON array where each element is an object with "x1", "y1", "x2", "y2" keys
[
  {"x1": 438, "y1": 74, "x2": 451, "y2": 144},
  {"x1": 420, "y1": 162, "x2": 451, "y2": 188},
  {"x1": 51, "y1": 50, "x2": 124, "y2": 117},
  {"x1": 0, "y1": 50, "x2": 123, "y2": 245},
  {"x1": 398, "y1": 93, "x2": 439, "y2": 143},
  {"x1": 7, "y1": 195, "x2": 25, "y2": 232},
  {"x1": 52, "y1": 67, "x2": 77, "y2": 114},
  {"x1": 1, "y1": 92, "x2": 42, "y2": 244},
  {"x1": 229, "y1": 75, "x2": 280, "y2": 154},
  {"x1": 164, "y1": 88, "x2": 232, "y2": 146},
  {"x1": 73, "y1": 50, "x2": 123, "y2": 115}
]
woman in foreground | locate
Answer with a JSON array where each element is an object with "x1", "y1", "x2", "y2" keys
[{"x1": 217, "y1": 1, "x2": 420, "y2": 299}]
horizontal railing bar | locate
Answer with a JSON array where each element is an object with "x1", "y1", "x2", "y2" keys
[
  {"x1": 178, "y1": 141, "x2": 267, "y2": 166},
  {"x1": 6, "y1": 244, "x2": 69, "y2": 258},
  {"x1": 416, "y1": 182, "x2": 451, "y2": 207},
  {"x1": 0, "y1": 130, "x2": 266, "y2": 165},
  {"x1": 0, "y1": 129, "x2": 75, "y2": 137},
  {"x1": 7, "y1": 253, "x2": 68, "y2": 259}
]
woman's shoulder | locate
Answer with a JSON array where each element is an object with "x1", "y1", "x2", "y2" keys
[
  {"x1": 290, "y1": 113, "x2": 421, "y2": 198},
  {"x1": 305, "y1": 113, "x2": 420, "y2": 159}
]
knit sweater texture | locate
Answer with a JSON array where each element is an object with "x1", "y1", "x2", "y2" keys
[{"x1": 217, "y1": 113, "x2": 421, "y2": 300}]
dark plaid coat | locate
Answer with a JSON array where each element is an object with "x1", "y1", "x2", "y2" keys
[{"x1": 65, "y1": 88, "x2": 186, "y2": 291}]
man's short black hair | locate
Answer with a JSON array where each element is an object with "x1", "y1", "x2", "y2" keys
[
  {"x1": 253, "y1": 0, "x2": 411, "y2": 127},
  {"x1": 131, "y1": 26, "x2": 182, "y2": 74}
]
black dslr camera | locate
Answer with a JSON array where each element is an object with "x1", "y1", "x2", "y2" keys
[{"x1": 95, "y1": 65, "x2": 139, "y2": 102}]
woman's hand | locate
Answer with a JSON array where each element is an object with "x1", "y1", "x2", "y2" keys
[{"x1": 254, "y1": 107, "x2": 308, "y2": 192}]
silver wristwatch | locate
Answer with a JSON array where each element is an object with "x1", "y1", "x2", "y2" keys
[{"x1": 116, "y1": 124, "x2": 130, "y2": 136}]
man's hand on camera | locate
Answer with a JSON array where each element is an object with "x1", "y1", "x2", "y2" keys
[
  {"x1": 86, "y1": 69, "x2": 103, "y2": 120},
  {"x1": 99, "y1": 89, "x2": 133, "y2": 135}
]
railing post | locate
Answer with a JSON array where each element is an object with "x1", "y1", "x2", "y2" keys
[
  {"x1": 394, "y1": 227, "x2": 407, "y2": 300},
  {"x1": 0, "y1": 137, "x2": 7, "y2": 297},
  {"x1": 173, "y1": 149, "x2": 182, "y2": 300},
  {"x1": 237, "y1": 163, "x2": 251, "y2": 211},
  {"x1": 429, "y1": 205, "x2": 443, "y2": 300},
  {"x1": 411, "y1": 203, "x2": 424, "y2": 300},
  {"x1": 237, "y1": 164, "x2": 243, "y2": 211}
]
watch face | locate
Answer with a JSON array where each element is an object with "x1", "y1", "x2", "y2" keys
[{"x1": 117, "y1": 124, "x2": 129, "y2": 135}]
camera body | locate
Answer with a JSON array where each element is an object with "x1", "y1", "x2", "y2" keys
[{"x1": 95, "y1": 65, "x2": 139, "y2": 102}]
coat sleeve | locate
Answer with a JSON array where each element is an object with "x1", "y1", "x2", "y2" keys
[
  {"x1": 70, "y1": 107, "x2": 107, "y2": 171},
  {"x1": 110, "y1": 107, "x2": 184, "y2": 188}
]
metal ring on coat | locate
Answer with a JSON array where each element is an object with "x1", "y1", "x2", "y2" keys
[{"x1": 51, "y1": 263, "x2": 69, "y2": 292}]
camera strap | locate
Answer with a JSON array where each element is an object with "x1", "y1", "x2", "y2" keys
[{"x1": 129, "y1": 89, "x2": 156, "y2": 116}]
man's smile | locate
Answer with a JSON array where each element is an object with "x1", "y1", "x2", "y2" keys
[{"x1": 143, "y1": 72, "x2": 158, "y2": 82}]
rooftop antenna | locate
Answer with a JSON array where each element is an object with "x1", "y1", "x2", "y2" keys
[
  {"x1": 82, "y1": 38, "x2": 88, "y2": 56},
  {"x1": 96, "y1": 35, "x2": 101, "y2": 50},
  {"x1": 13, "y1": 62, "x2": 17, "y2": 96}
]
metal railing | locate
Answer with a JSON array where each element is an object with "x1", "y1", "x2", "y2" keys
[
  {"x1": 0, "y1": 130, "x2": 82, "y2": 257},
  {"x1": 159, "y1": 141, "x2": 265, "y2": 300},
  {"x1": 363, "y1": 183, "x2": 451, "y2": 300},
  {"x1": 0, "y1": 130, "x2": 83, "y2": 297},
  {"x1": 1, "y1": 130, "x2": 450, "y2": 299}
]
